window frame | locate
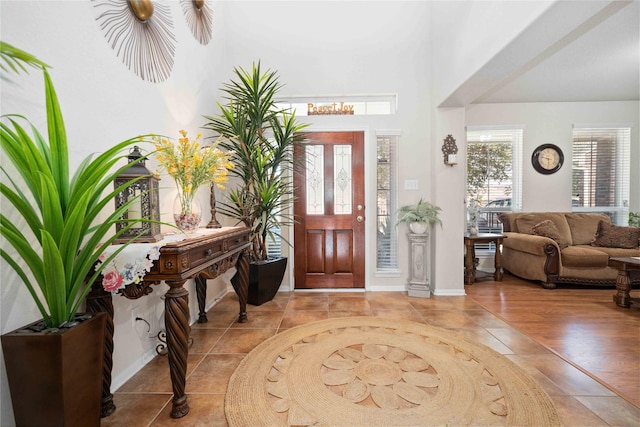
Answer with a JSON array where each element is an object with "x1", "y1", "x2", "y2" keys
[
  {"x1": 571, "y1": 125, "x2": 631, "y2": 226},
  {"x1": 466, "y1": 126, "x2": 524, "y2": 252},
  {"x1": 375, "y1": 130, "x2": 400, "y2": 274}
]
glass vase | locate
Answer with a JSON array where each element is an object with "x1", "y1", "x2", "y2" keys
[{"x1": 173, "y1": 193, "x2": 201, "y2": 232}]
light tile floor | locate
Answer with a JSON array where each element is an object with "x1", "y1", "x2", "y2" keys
[{"x1": 101, "y1": 278, "x2": 640, "y2": 426}]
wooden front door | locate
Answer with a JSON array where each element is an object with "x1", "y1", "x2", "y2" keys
[{"x1": 293, "y1": 131, "x2": 365, "y2": 289}]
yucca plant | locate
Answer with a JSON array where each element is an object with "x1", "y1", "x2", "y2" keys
[
  {"x1": 1, "y1": 42, "x2": 155, "y2": 328},
  {"x1": 203, "y1": 62, "x2": 308, "y2": 261}
]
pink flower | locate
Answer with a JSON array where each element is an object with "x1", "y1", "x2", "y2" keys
[
  {"x1": 97, "y1": 244, "x2": 108, "y2": 262},
  {"x1": 102, "y1": 270, "x2": 124, "y2": 292}
]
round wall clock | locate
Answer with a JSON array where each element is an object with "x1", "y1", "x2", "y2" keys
[{"x1": 531, "y1": 144, "x2": 564, "y2": 174}]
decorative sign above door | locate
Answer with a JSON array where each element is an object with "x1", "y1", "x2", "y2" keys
[{"x1": 307, "y1": 102, "x2": 355, "y2": 116}]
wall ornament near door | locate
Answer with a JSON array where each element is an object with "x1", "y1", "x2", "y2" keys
[{"x1": 441, "y1": 134, "x2": 458, "y2": 166}]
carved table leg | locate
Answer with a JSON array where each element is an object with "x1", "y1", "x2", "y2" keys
[
  {"x1": 164, "y1": 280, "x2": 191, "y2": 418},
  {"x1": 613, "y1": 268, "x2": 632, "y2": 307},
  {"x1": 235, "y1": 250, "x2": 250, "y2": 323},
  {"x1": 464, "y1": 240, "x2": 476, "y2": 285},
  {"x1": 494, "y1": 238, "x2": 504, "y2": 281},
  {"x1": 195, "y1": 274, "x2": 208, "y2": 323},
  {"x1": 86, "y1": 280, "x2": 116, "y2": 418}
]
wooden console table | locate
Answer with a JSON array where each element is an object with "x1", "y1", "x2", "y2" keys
[
  {"x1": 608, "y1": 256, "x2": 640, "y2": 308},
  {"x1": 86, "y1": 227, "x2": 251, "y2": 419},
  {"x1": 464, "y1": 233, "x2": 506, "y2": 285}
]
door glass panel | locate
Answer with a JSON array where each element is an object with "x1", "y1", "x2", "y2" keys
[
  {"x1": 306, "y1": 145, "x2": 324, "y2": 215},
  {"x1": 334, "y1": 145, "x2": 352, "y2": 214}
]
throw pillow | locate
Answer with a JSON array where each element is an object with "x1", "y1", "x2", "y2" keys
[
  {"x1": 564, "y1": 213, "x2": 611, "y2": 245},
  {"x1": 532, "y1": 220, "x2": 570, "y2": 249},
  {"x1": 591, "y1": 221, "x2": 640, "y2": 249}
]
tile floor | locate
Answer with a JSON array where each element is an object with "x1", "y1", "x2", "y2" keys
[{"x1": 101, "y1": 278, "x2": 640, "y2": 426}]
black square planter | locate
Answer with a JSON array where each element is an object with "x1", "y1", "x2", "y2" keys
[{"x1": 233, "y1": 257, "x2": 287, "y2": 306}]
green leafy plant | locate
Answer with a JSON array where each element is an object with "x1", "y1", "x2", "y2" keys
[
  {"x1": 1, "y1": 42, "x2": 155, "y2": 328},
  {"x1": 397, "y1": 198, "x2": 442, "y2": 226},
  {"x1": 203, "y1": 62, "x2": 308, "y2": 261},
  {"x1": 0, "y1": 41, "x2": 49, "y2": 75},
  {"x1": 629, "y1": 212, "x2": 640, "y2": 227},
  {"x1": 467, "y1": 142, "x2": 512, "y2": 201}
]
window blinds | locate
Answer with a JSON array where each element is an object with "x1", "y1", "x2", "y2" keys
[
  {"x1": 466, "y1": 127, "x2": 523, "y2": 251},
  {"x1": 376, "y1": 133, "x2": 399, "y2": 271},
  {"x1": 572, "y1": 126, "x2": 630, "y2": 225}
]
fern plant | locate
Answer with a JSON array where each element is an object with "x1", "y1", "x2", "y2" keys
[{"x1": 397, "y1": 198, "x2": 442, "y2": 226}]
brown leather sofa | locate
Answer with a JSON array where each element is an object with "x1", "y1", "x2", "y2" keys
[{"x1": 498, "y1": 212, "x2": 640, "y2": 289}]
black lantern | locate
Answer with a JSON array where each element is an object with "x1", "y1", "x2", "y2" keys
[{"x1": 114, "y1": 146, "x2": 162, "y2": 243}]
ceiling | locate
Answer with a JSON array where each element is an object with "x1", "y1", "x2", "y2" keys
[{"x1": 442, "y1": 0, "x2": 639, "y2": 106}]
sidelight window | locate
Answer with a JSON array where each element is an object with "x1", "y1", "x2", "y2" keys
[{"x1": 376, "y1": 131, "x2": 399, "y2": 272}]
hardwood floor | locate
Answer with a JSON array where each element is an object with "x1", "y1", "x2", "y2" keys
[
  {"x1": 101, "y1": 274, "x2": 640, "y2": 426},
  {"x1": 465, "y1": 275, "x2": 640, "y2": 411}
]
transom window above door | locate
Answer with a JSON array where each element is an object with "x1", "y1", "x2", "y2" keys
[{"x1": 276, "y1": 94, "x2": 397, "y2": 116}]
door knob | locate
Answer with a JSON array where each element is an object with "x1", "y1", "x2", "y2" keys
[
  {"x1": 357, "y1": 215, "x2": 364, "y2": 222},
  {"x1": 357, "y1": 205, "x2": 364, "y2": 211}
]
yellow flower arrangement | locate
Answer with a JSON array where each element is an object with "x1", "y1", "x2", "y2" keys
[{"x1": 155, "y1": 130, "x2": 233, "y2": 217}]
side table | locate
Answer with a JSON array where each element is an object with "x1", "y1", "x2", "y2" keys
[
  {"x1": 464, "y1": 233, "x2": 506, "y2": 285},
  {"x1": 608, "y1": 257, "x2": 640, "y2": 308},
  {"x1": 86, "y1": 227, "x2": 251, "y2": 419}
]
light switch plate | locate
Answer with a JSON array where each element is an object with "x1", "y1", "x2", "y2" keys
[{"x1": 404, "y1": 179, "x2": 419, "y2": 190}]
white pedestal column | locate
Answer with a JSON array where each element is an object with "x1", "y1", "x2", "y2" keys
[{"x1": 408, "y1": 232, "x2": 430, "y2": 298}]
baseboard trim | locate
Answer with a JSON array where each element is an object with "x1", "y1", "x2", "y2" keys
[
  {"x1": 112, "y1": 286, "x2": 230, "y2": 391},
  {"x1": 432, "y1": 289, "x2": 466, "y2": 296}
]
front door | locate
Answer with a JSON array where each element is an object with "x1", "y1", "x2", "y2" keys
[{"x1": 293, "y1": 131, "x2": 365, "y2": 289}]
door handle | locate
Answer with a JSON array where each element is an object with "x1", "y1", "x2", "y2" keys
[{"x1": 356, "y1": 215, "x2": 364, "y2": 222}]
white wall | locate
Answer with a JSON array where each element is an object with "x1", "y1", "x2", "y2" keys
[
  {"x1": 426, "y1": 0, "x2": 562, "y2": 296},
  {"x1": 218, "y1": 1, "x2": 433, "y2": 290},
  {"x1": 466, "y1": 101, "x2": 640, "y2": 212},
  {"x1": 0, "y1": 2, "x2": 231, "y2": 424},
  {"x1": 430, "y1": 0, "x2": 554, "y2": 106},
  {"x1": 431, "y1": 108, "x2": 466, "y2": 295},
  {"x1": 2, "y1": 1, "x2": 637, "y2": 425},
  {"x1": 0, "y1": 1, "x2": 438, "y2": 424}
]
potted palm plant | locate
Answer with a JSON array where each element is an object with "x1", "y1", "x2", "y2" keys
[
  {"x1": 397, "y1": 198, "x2": 442, "y2": 234},
  {"x1": 203, "y1": 62, "x2": 308, "y2": 305},
  {"x1": 0, "y1": 41, "x2": 157, "y2": 426}
]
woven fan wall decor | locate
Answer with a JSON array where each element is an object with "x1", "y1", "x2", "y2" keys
[
  {"x1": 93, "y1": 0, "x2": 176, "y2": 83},
  {"x1": 181, "y1": 0, "x2": 213, "y2": 45}
]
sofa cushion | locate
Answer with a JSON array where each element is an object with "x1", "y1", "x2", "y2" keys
[
  {"x1": 531, "y1": 220, "x2": 570, "y2": 249},
  {"x1": 578, "y1": 245, "x2": 640, "y2": 258},
  {"x1": 515, "y1": 213, "x2": 572, "y2": 244},
  {"x1": 565, "y1": 213, "x2": 611, "y2": 245},
  {"x1": 561, "y1": 246, "x2": 610, "y2": 268},
  {"x1": 592, "y1": 221, "x2": 640, "y2": 249}
]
